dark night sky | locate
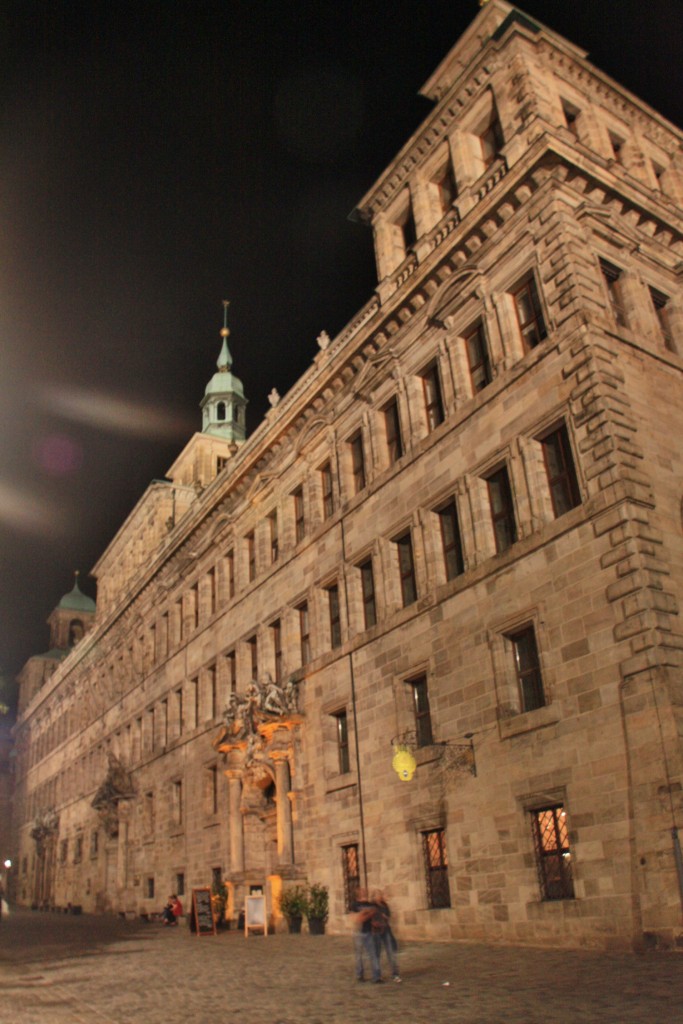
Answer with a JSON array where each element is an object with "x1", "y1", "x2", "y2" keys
[{"x1": 1, "y1": 0, "x2": 681, "y2": 692}]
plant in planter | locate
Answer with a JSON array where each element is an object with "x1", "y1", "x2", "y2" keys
[
  {"x1": 278, "y1": 885, "x2": 308, "y2": 933},
  {"x1": 304, "y1": 883, "x2": 329, "y2": 935}
]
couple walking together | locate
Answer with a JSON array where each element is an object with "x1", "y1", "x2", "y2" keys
[{"x1": 352, "y1": 888, "x2": 400, "y2": 983}]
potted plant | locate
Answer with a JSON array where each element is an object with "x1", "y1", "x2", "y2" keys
[
  {"x1": 304, "y1": 883, "x2": 329, "y2": 935},
  {"x1": 278, "y1": 885, "x2": 308, "y2": 934}
]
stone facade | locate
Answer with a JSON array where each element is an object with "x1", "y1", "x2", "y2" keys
[{"x1": 11, "y1": 2, "x2": 683, "y2": 950}]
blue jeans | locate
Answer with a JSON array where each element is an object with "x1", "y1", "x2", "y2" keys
[
  {"x1": 374, "y1": 929, "x2": 399, "y2": 977},
  {"x1": 354, "y1": 931, "x2": 380, "y2": 981}
]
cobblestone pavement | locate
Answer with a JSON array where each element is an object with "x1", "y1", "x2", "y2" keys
[{"x1": 0, "y1": 907, "x2": 681, "y2": 1024}]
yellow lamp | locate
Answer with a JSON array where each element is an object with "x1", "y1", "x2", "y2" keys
[{"x1": 392, "y1": 745, "x2": 417, "y2": 781}]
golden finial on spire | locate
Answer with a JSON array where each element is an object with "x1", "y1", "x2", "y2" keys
[{"x1": 221, "y1": 300, "x2": 230, "y2": 339}]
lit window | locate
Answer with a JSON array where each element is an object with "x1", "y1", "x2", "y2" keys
[
  {"x1": 384, "y1": 398, "x2": 404, "y2": 465},
  {"x1": 395, "y1": 532, "x2": 418, "y2": 607},
  {"x1": 422, "y1": 829, "x2": 451, "y2": 909},
  {"x1": 436, "y1": 500, "x2": 464, "y2": 580},
  {"x1": 531, "y1": 805, "x2": 574, "y2": 900},
  {"x1": 513, "y1": 276, "x2": 547, "y2": 350},
  {"x1": 334, "y1": 710, "x2": 350, "y2": 774},
  {"x1": 464, "y1": 321, "x2": 492, "y2": 393},
  {"x1": 539, "y1": 424, "x2": 581, "y2": 518},
  {"x1": 293, "y1": 487, "x2": 306, "y2": 543},
  {"x1": 320, "y1": 462, "x2": 334, "y2": 520},
  {"x1": 486, "y1": 466, "x2": 517, "y2": 554},
  {"x1": 409, "y1": 674, "x2": 433, "y2": 747},
  {"x1": 600, "y1": 260, "x2": 628, "y2": 328},
  {"x1": 359, "y1": 558, "x2": 377, "y2": 629},
  {"x1": 509, "y1": 626, "x2": 545, "y2": 712},
  {"x1": 341, "y1": 843, "x2": 360, "y2": 912},
  {"x1": 421, "y1": 363, "x2": 445, "y2": 431},
  {"x1": 327, "y1": 584, "x2": 342, "y2": 649},
  {"x1": 349, "y1": 432, "x2": 366, "y2": 494}
]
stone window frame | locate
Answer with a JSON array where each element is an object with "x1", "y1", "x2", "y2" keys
[
  {"x1": 392, "y1": 660, "x2": 441, "y2": 765},
  {"x1": 346, "y1": 541, "x2": 382, "y2": 635},
  {"x1": 170, "y1": 777, "x2": 184, "y2": 832},
  {"x1": 517, "y1": 410, "x2": 585, "y2": 529},
  {"x1": 340, "y1": 841, "x2": 361, "y2": 912},
  {"x1": 457, "y1": 86, "x2": 506, "y2": 187},
  {"x1": 204, "y1": 761, "x2": 220, "y2": 818},
  {"x1": 488, "y1": 606, "x2": 559, "y2": 739},
  {"x1": 347, "y1": 426, "x2": 367, "y2": 497},
  {"x1": 516, "y1": 786, "x2": 577, "y2": 903},
  {"x1": 321, "y1": 698, "x2": 357, "y2": 793},
  {"x1": 381, "y1": 394, "x2": 405, "y2": 468},
  {"x1": 488, "y1": 256, "x2": 551, "y2": 367}
]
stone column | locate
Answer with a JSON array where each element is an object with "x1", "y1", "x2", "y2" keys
[
  {"x1": 225, "y1": 771, "x2": 244, "y2": 873},
  {"x1": 271, "y1": 754, "x2": 293, "y2": 865}
]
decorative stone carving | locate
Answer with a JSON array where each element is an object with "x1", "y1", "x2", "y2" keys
[
  {"x1": 91, "y1": 753, "x2": 136, "y2": 839},
  {"x1": 268, "y1": 388, "x2": 281, "y2": 407},
  {"x1": 316, "y1": 330, "x2": 331, "y2": 350},
  {"x1": 30, "y1": 810, "x2": 59, "y2": 852}
]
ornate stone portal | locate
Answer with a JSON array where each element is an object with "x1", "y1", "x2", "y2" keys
[{"x1": 214, "y1": 676, "x2": 303, "y2": 919}]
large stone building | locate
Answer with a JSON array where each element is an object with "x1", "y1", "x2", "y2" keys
[{"x1": 11, "y1": 2, "x2": 683, "y2": 950}]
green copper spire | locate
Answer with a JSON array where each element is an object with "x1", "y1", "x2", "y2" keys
[{"x1": 200, "y1": 301, "x2": 248, "y2": 443}]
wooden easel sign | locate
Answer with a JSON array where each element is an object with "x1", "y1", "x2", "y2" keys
[
  {"x1": 192, "y1": 887, "x2": 216, "y2": 937},
  {"x1": 244, "y1": 894, "x2": 267, "y2": 937}
]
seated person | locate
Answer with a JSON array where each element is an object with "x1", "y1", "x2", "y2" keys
[{"x1": 161, "y1": 894, "x2": 182, "y2": 926}]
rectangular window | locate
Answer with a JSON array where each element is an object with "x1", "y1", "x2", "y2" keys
[
  {"x1": 600, "y1": 259, "x2": 628, "y2": 328},
  {"x1": 435, "y1": 163, "x2": 457, "y2": 212},
  {"x1": 480, "y1": 109, "x2": 504, "y2": 168},
  {"x1": 422, "y1": 829, "x2": 451, "y2": 909},
  {"x1": 74, "y1": 835, "x2": 83, "y2": 864},
  {"x1": 146, "y1": 877, "x2": 155, "y2": 900},
  {"x1": 90, "y1": 830, "x2": 99, "y2": 858},
  {"x1": 650, "y1": 287, "x2": 676, "y2": 352},
  {"x1": 396, "y1": 532, "x2": 418, "y2": 607},
  {"x1": 341, "y1": 843, "x2": 361, "y2": 912},
  {"x1": 513, "y1": 275, "x2": 547, "y2": 350},
  {"x1": 172, "y1": 780, "x2": 183, "y2": 827},
  {"x1": 509, "y1": 626, "x2": 545, "y2": 712},
  {"x1": 409, "y1": 674, "x2": 433, "y2": 747},
  {"x1": 190, "y1": 677, "x2": 199, "y2": 729},
  {"x1": 334, "y1": 710, "x2": 350, "y2": 775},
  {"x1": 398, "y1": 201, "x2": 416, "y2": 250},
  {"x1": 486, "y1": 467, "x2": 517, "y2": 554},
  {"x1": 207, "y1": 568, "x2": 216, "y2": 616},
  {"x1": 359, "y1": 558, "x2": 377, "y2": 629},
  {"x1": 246, "y1": 531, "x2": 256, "y2": 582},
  {"x1": 293, "y1": 487, "x2": 306, "y2": 543},
  {"x1": 211, "y1": 866, "x2": 222, "y2": 891},
  {"x1": 383, "y1": 398, "x2": 404, "y2": 465},
  {"x1": 190, "y1": 583, "x2": 199, "y2": 630},
  {"x1": 271, "y1": 619, "x2": 282, "y2": 683},
  {"x1": 465, "y1": 321, "x2": 492, "y2": 393},
  {"x1": 175, "y1": 687, "x2": 184, "y2": 736},
  {"x1": 436, "y1": 500, "x2": 465, "y2": 580},
  {"x1": 226, "y1": 549, "x2": 235, "y2": 599},
  {"x1": 608, "y1": 132, "x2": 624, "y2": 163},
  {"x1": 247, "y1": 635, "x2": 258, "y2": 680},
  {"x1": 561, "y1": 100, "x2": 580, "y2": 138},
  {"x1": 540, "y1": 424, "x2": 581, "y2": 518},
  {"x1": 60, "y1": 839, "x2": 68, "y2": 864},
  {"x1": 349, "y1": 432, "x2": 366, "y2": 494},
  {"x1": 176, "y1": 872, "x2": 185, "y2": 897},
  {"x1": 327, "y1": 584, "x2": 342, "y2": 649},
  {"x1": 421, "y1": 363, "x2": 445, "y2": 431},
  {"x1": 298, "y1": 602, "x2": 311, "y2": 666},
  {"x1": 207, "y1": 764, "x2": 219, "y2": 816},
  {"x1": 208, "y1": 664, "x2": 217, "y2": 720},
  {"x1": 225, "y1": 650, "x2": 236, "y2": 695},
  {"x1": 321, "y1": 461, "x2": 334, "y2": 520},
  {"x1": 531, "y1": 805, "x2": 574, "y2": 900},
  {"x1": 268, "y1": 510, "x2": 279, "y2": 563}
]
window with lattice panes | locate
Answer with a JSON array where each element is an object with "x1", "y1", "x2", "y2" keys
[
  {"x1": 341, "y1": 843, "x2": 361, "y2": 912},
  {"x1": 508, "y1": 626, "x2": 545, "y2": 713},
  {"x1": 383, "y1": 397, "x2": 404, "y2": 465},
  {"x1": 359, "y1": 558, "x2": 377, "y2": 629},
  {"x1": 422, "y1": 829, "x2": 451, "y2": 908},
  {"x1": 333, "y1": 709, "x2": 350, "y2": 775},
  {"x1": 531, "y1": 805, "x2": 574, "y2": 900},
  {"x1": 539, "y1": 424, "x2": 581, "y2": 519}
]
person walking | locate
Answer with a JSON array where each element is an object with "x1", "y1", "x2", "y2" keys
[
  {"x1": 350, "y1": 887, "x2": 381, "y2": 983},
  {"x1": 370, "y1": 889, "x2": 400, "y2": 982}
]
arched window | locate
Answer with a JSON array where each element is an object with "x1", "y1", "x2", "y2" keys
[
  {"x1": 69, "y1": 620, "x2": 84, "y2": 646},
  {"x1": 216, "y1": 401, "x2": 226, "y2": 421}
]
